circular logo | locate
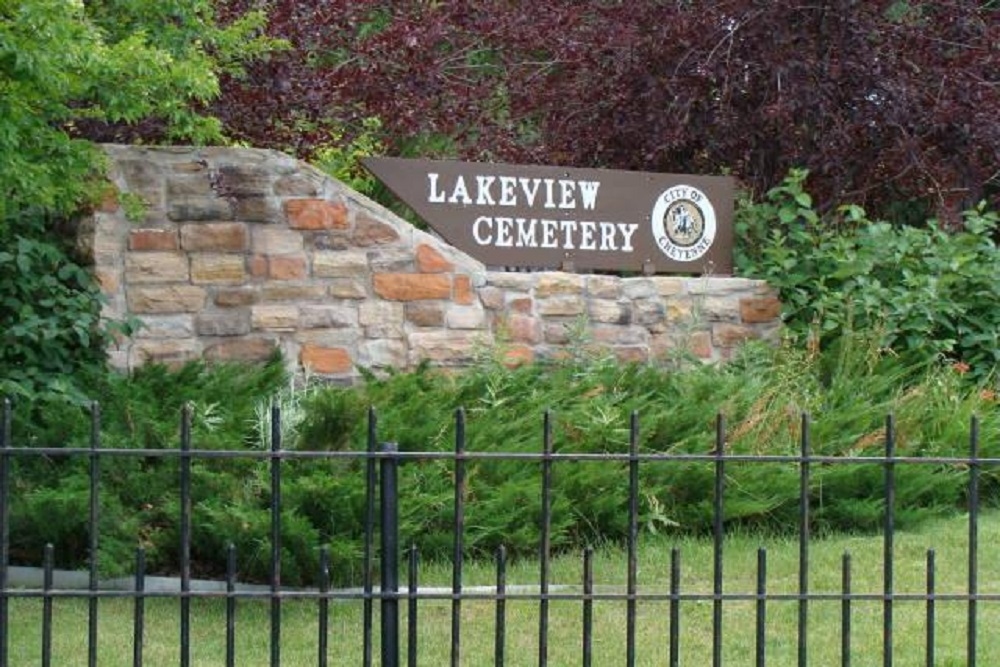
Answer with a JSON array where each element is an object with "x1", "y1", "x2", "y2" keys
[{"x1": 651, "y1": 185, "x2": 716, "y2": 262}]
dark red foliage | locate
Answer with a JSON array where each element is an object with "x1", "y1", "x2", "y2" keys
[{"x1": 208, "y1": 1, "x2": 1000, "y2": 220}]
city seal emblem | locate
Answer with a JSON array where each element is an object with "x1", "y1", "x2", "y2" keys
[{"x1": 651, "y1": 185, "x2": 716, "y2": 262}]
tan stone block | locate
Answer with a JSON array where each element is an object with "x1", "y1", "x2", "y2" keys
[
  {"x1": 359, "y1": 301, "x2": 404, "y2": 327},
  {"x1": 125, "y1": 253, "x2": 189, "y2": 283},
  {"x1": 134, "y1": 315, "x2": 195, "y2": 339},
  {"x1": 586, "y1": 275, "x2": 621, "y2": 299},
  {"x1": 327, "y1": 279, "x2": 368, "y2": 299},
  {"x1": 204, "y1": 338, "x2": 278, "y2": 362},
  {"x1": 215, "y1": 287, "x2": 258, "y2": 307},
  {"x1": 128, "y1": 285, "x2": 206, "y2": 314},
  {"x1": 665, "y1": 298, "x2": 694, "y2": 323},
  {"x1": 129, "y1": 228, "x2": 179, "y2": 252},
  {"x1": 252, "y1": 305, "x2": 299, "y2": 331},
  {"x1": 702, "y1": 296, "x2": 742, "y2": 323},
  {"x1": 300, "y1": 345, "x2": 353, "y2": 374},
  {"x1": 408, "y1": 331, "x2": 483, "y2": 365},
  {"x1": 592, "y1": 325, "x2": 648, "y2": 346},
  {"x1": 373, "y1": 274, "x2": 451, "y2": 301},
  {"x1": 93, "y1": 268, "x2": 119, "y2": 294},
  {"x1": 535, "y1": 273, "x2": 584, "y2": 297},
  {"x1": 132, "y1": 340, "x2": 201, "y2": 368},
  {"x1": 252, "y1": 226, "x2": 303, "y2": 255},
  {"x1": 740, "y1": 296, "x2": 782, "y2": 324},
  {"x1": 536, "y1": 295, "x2": 585, "y2": 317},
  {"x1": 195, "y1": 311, "x2": 251, "y2": 337},
  {"x1": 180, "y1": 222, "x2": 248, "y2": 252},
  {"x1": 453, "y1": 274, "x2": 475, "y2": 305},
  {"x1": 654, "y1": 277, "x2": 687, "y2": 297},
  {"x1": 486, "y1": 272, "x2": 536, "y2": 291},
  {"x1": 358, "y1": 340, "x2": 407, "y2": 369},
  {"x1": 191, "y1": 254, "x2": 246, "y2": 285},
  {"x1": 261, "y1": 284, "x2": 326, "y2": 302},
  {"x1": 300, "y1": 305, "x2": 356, "y2": 329},
  {"x1": 446, "y1": 307, "x2": 486, "y2": 330},
  {"x1": 589, "y1": 299, "x2": 630, "y2": 324},
  {"x1": 353, "y1": 214, "x2": 400, "y2": 246},
  {"x1": 416, "y1": 244, "x2": 454, "y2": 273},
  {"x1": 313, "y1": 251, "x2": 368, "y2": 278},
  {"x1": 285, "y1": 199, "x2": 348, "y2": 230},
  {"x1": 622, "y1": 279, "x2": 657, "y2": 300}
]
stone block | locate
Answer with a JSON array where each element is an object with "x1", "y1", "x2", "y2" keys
[
  {"x1": 129, "y1": 228, "x2": 179, "y2": 252},
  {"x1": 214, "y1": 287, "x2": 258, "y2": 307},
  {"x1": 453, "y1": 274, "x2": 475, "y2": 305},
  {"x1": 408, "y1": 331, "x2": 482, "y2": 365},
  {"x1": 167, "y1": 197, "x2": 233, "y2": 221},
  {"x1": 300, "y1": 305, "x2": 357, "y2": 329},
  {"x1": 180, "y1": 222, "x2": 248, "y2": 252},
  {"x1": 313, "y1": 251, "x2": 368, "y2": 278},
  {"x1": 274, "y1": 173, "x2": 322, "y2": 197},
  {"x1": 486, "y1": 273, "x2": 536, "y2": 291},
  {"x1": 252, "y1": 305, "x2": 299, "y2": 331},
  {"x1": 622, "y1": 279, "x2": 658, "y2": 300},
  {"x1": 359, "y1": 301, "x2": 404, "y2": 327},
  {"x1": 446, "y1": 307, "x2": 486, "y2": 330},
  {"x1": 713, "y1": 323, "x2": 760, "y2": 347},
  {"x1": 740, "y1": 296, "x2": 781, "y2": 324},
  {"x1": 354, "y1": 214, "x2": 400, "y2": 247},
  {"x1": 128, "y1": 285, "x2": 207, "y2": 314},
  {"x1": 614, "y1": 347, "x2": 649, "y2": 363},
  {"x1": 654, "y1": 278, "x2": 687, "y2": 297},
  {"x1": 125, "y1": 253, "x2": 189, "y2": 283},
  {"x1": 311, "y1": 232, "x2": 351, "y2": 251},
  {"x1": 633, "y1": 299, "x2": 667, "y2": 327},
  {"x1": 358, "y1": 340, "x2": 407, "y2": 369},
  {"x1": 535, "y1": 295, "x2": 585, "y2": 317},
  {"x1": 327, "y1": 279, "x2": 368, "y2": 300},
  {"x1": 586, "y1": 275, "x2": 621, "y2": 299},
  {"x1": 204, "y1": 338, "x2": 278, "y2": 362},
  {"x1": 701, "y1": 296, "x2": 742, "y2": 323},
  {"x1": 501, "y1": 345, "x2": 534, "y2": 368},
  {"x1": 373, "y1": 274, "x2": 451, "y2": 301},
  {"x1": 191, "y1": 254, "x2": 246, "y2": 285},
  {"x1": 367, "y1": 249, "x2": 414, "y2": 272},
  {"x1": 131, "y1": 340, "x2": 201, "y2": 367},
  {"x1": 592, "y1": 325, "x2": 648, "y2": 346},
  {"x1": 509, "y1": 297, "x2": 533, "y2": 314},
  {"x1": 261, "y1": 283, "x2": 326, "y2": 302},
  {"x1": 535, "y1": 273, "x2": 584, "y2": 297},
  {"x1": 285, "y1": 199, "x2": 348, "y2": 230},
  {"x1": 195, "y1": 311, "x2": 251, "y2": 336},
  {"x1": 416, "y1": 244, "x2": 454, "y2": 273},
  {"x1": 504, "y1": 313, "x2": 542, "y2": 344},
  {"x1": 478, "y1": 286, "x2": 505, "y2": 310},
  {"x1": 216, "y1": 165, "x2": 273, "y2": 197},
  {"x1": 252, "y1": 227, "x2": 303, "y2": 255},
  {"x1": 267, "y1": 255, "x2": 308, "y2": 281},
  {"x1": 166, "y1": 175, "x2": 214, "y2": 197},
  {"x1": 300, "y1": 345, "x2": 353, "y2": 375},
  {"x1": 406, "y1": 303, "x2": 445, "y2": 328},
  {"x1": 134, "y1": 315, "x2": 194, "y2": 339},
  {"x1": 589, "y1": 300, "x2": 631, "y2": 325},
  {"x1": 233, "y1": 196, "x2": 280, "y2": 223}
]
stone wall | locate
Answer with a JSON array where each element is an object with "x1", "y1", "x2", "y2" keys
[{"x1": 79, "y1": 145, "x2": 781, "y2": 381}]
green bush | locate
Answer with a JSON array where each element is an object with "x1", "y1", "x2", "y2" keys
[
  {"x1": 736, "y1": 169, "x2": 1000, "y2": 381},
  {"x1": 7, "y1": 335, "x2": 998, "y2": 586}
]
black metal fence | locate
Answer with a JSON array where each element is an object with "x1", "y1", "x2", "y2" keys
[{"x1": 0, "y1": 399, "x2": 996, "y2": 665}]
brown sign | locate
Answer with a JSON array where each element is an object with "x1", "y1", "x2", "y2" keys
[{"x1": 363, "y1": 157, "x2": 734, "y2": 274}]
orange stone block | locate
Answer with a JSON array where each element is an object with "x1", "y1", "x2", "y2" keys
[
  {"x1": 502, "y1": 345, "x2": 534, "y2": 368},
  {"x1": 285, "y1": 199, "x2": 348, "y2": 230},
  {"x1": 268, "y1": 255, "x2": 308, "y2": 280},
  {"x1": 129, "y1": 229, "x2": 179, "y2": 252},
  {"x1": 300, "y1": 345, "x2": 353, "y2": 374},
  {"x1": 373, "y1": 274, "x2": 452, "y2": 301},
  {"x1": 740, "y1": 296, "x2": 782, "y2": 323},
  {"x1": 416, "y1": 244, "x2": 454, "y2": 273},
  {"x1": 453, "y1": 274, "x2": 474, "y2": 305}
]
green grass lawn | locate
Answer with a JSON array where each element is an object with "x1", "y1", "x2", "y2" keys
[{"x1": 7, "y1": 510, "x2": 999, "y2": 665}]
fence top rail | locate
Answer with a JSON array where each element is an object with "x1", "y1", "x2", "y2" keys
[{"x1": 0, "y1": 445, "x2": 995, "y2": 466}]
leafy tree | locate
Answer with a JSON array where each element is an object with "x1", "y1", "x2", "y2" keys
[
  {"x1": 211, "y1": 0, "x2": 999, "y2": 223},
  {"x1": 0, "y1": 0, "x2": 273, "y2": 401}
]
